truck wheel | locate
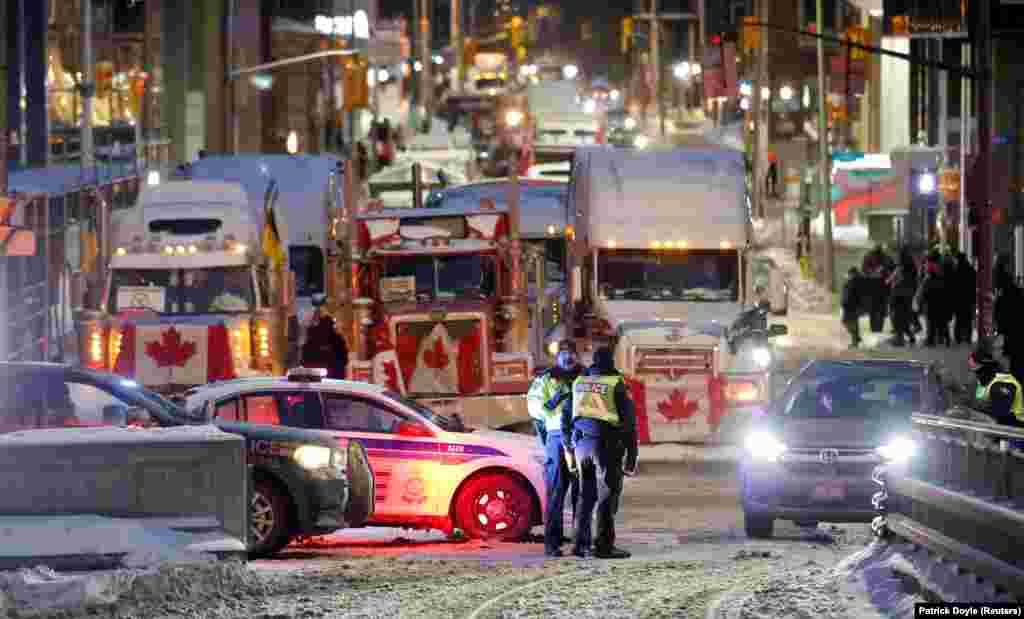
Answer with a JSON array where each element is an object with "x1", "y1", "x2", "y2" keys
[
  {"x1": 249, "y1": 479, "x2": 292, "y2": 558},
  {"x1": 743, "y1": 511, "x2": 774, "y2": 539},
  {"x1": 453, "y1": 473, "x2": 533, "y2": 541}
]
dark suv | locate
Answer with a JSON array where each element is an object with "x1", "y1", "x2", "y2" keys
[{"x1": 0, "y1": 362, "x2": 374, "y2": 557}]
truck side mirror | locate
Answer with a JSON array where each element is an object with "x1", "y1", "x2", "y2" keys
[{"x1": 768, "y1": 324, "x2": 788, "y2": 337}]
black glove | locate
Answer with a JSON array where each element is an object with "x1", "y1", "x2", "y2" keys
[{"x1": 545, "y1": 390, "x2": 571, "y2": 411}]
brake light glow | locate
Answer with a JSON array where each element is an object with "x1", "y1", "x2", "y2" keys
[
  {"x1": 232, "y1": 320, "x2": 251, "y2": 367},
  {"x1": 84, "y1": 325, "x2": 107, "y2": 370},
  {"x1": 252, "y1": 319, "x2": 272, "y2": 371},
  {"x1": 109, "y1": 328, "x2": 124, "y2": 367}
]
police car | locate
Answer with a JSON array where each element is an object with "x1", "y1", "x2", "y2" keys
[{"x1": 184, "y1": 368, "x2": 547, "y2": 541}]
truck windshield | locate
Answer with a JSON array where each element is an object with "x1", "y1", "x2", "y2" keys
[
  {"x1": 108, "y1": 266, "x2": 256, "y2": 315},
  {"x1": 382, "y1": 255, "x2": 496, "y2": 301},
  {"x1": 597, "y1": 249, "x2": 738, "y2": 302}
]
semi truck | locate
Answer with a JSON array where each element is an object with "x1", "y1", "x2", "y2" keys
[
  {"x1": 341, "y1": 187, "x2": 537, "y2": 430},
  {"x1": 74, "y1": 177, "x2": 298, "y2": 393},
  {"x1": 560, "y1": 147, "x2": 789, "y2": 444}
]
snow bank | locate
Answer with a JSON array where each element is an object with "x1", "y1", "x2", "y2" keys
[
  {"x1": 754, "y1": 247, "x2": 834, "y2": 314},
  {"x1": 0, "y1": 424, "x2": 237, "y2": 447},
  {"x1": 0, "y1": 515, "x2": 255, "y2": 617}
]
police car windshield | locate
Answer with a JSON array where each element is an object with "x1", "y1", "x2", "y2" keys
[{"x1": 382, "y1": 390, "x2": 467, "y2": 432}]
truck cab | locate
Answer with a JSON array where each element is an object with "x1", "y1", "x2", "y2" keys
[
  {"x1": 77, "y1": 180, "x2": 297, "y2": 392},
  {"x1": 564, "y1": 147, "x2": 788, "y2": 444}
]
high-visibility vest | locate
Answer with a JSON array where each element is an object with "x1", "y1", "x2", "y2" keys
[
  {"x1": 527, "y1": 373, "x2": 570, "y2": 433},
  {"x1": 980, "y1": 373, "x2": 1024, "y2": 423},
  {"x1": 571, "y1": 374, "x2": 623, "y2": 427}
]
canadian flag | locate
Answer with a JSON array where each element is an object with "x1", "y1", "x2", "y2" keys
[
  {"x1": 407, "y1": 323, "x2": 459, "y2": 394},
  {"x1": 373, "y1": 351, "x2": 407, "y2": 394},
  {"x1": 114, "y1": 322, "x2": 235, "y2": 387}
]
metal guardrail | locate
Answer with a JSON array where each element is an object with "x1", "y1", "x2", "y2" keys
[{"x1": 873, "y1": 412, "x2": 1024, "y2": 598}]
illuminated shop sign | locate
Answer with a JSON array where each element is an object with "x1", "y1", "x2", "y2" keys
[{"x1": 315, "y1": 10, "x2": 370, "y2": 39}]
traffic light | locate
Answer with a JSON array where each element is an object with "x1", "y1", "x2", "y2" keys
[
  {"x1": 343, "y1": 55, "x2": 369, "y2": 109},
  {"x1": 621, "y1": 17, "x2": 633, "y2": 53}
]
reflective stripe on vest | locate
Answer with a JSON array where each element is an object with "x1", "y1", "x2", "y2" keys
[
  {"x1": 982, "y1": 373, "x2": 1024, "y2": 423},
  {"x1": 527, "y1": 374, "x2": 570, "y2": 432},
  {"x1": 571, "y1": 374, "x2": 622, "y2": 427}
]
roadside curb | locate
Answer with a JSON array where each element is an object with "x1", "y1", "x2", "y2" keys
[{"x1": 637, "y1": 444, "x2": 740, "y2": 476}]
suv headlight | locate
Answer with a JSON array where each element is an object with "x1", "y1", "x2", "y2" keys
[
  {"x1": 876, "y1": 437, "x2": 916, "y2": 463},
  {"x1": 751, "y1": 346, "x2": 772, "y2": 368},
  {"x1": 294, "y1": 445, "x2": 333, "y2": 470},
  {"x1": 744, "y1": 431, "x2": 787, "y2": 462}
]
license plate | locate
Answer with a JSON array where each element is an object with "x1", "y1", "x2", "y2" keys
[{"x1": 812, "y1": 481, "x2": 846, "y2": 501}]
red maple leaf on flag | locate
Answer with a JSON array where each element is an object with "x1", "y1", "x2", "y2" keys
[
  {"x1": 381, "y1": 360, "x2": 401, "y2": 391},
  {"x1": 422, "y1": 338, "x2": 450, "y2": 370},
  {"x1": 657, "y1": 389, "x2": 700, "y2": 421},
  {"x1": 144, "y1": 327, "x2": 197, "y2": 368}
]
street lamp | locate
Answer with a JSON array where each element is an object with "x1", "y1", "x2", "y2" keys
[
  {"x1": 779, "y1": 85, "x2": 795, "y2": 102},
  {"x1": 563, "y1": 64, "x2": 579, "y2": 80},
  {"x1": 414, "y1": 60, "x2": 423, "y2": 72},
  {"x1": 761, "y1": 86, "x2": 771, "y2": 101},
  {"x1": 673, "y1": 62, "x2": 691, "y2": 80},
  {"x1": 918, "y1": 172, "x2": 937, "y2": 194},
  {"x1": 286, "y1": 130, "x2": 299, "y2": 155},
  {"x1": 739, "y1": 82, "x2": 752, "y2": 97},
  {"x1": 740, "y1": 97, "x2": 750, "y2": 111}
]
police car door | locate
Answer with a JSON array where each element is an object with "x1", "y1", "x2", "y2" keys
[{"x1": 322, "y1": 393, "x2": 441, "y2": 519}]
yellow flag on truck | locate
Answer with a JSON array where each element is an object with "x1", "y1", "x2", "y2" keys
[{"x1": 262, "y1": 180, "x2": 285, "y2": 269}]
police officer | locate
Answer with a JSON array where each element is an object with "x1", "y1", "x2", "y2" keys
[
  {"x1": 561, "y1": 346, "x2": 638, "y2": 559},
  {"x1": 301, "y1": 293, "x2": 349, "y2": 379},
  {"x1": 969, "y1": 339, "x2": 1024, "y2": 431},
  {"x1": 527, "y1": 340, "x2": 582, "y2": 557}
]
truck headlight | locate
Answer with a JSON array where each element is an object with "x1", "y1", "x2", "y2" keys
[
  {"x1": 294, "y1": 445, "x2": 332, "y2": 470},
  {"x1": 744, "y1": 431, "x2": 786, "y2": 462},
  {"x1": 876, "y1": 437, "x2": 916, "y2": 464},
  {"x1": 547, "y1": 341, "x2": 559, "y2": 357},
  {"x1": 751, "y1": 346, "x2": 772, "y2": 368}
]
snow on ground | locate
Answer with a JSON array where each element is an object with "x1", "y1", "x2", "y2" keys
[{"x1": 0, "y1": 515, "x2": 246, "y2": 617}]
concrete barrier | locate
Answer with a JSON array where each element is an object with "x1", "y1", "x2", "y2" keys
[{"x1": 0, "y1": 425, "x2": 247, "y2": 568}]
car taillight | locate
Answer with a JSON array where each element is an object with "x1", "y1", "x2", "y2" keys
[
  {"x1": 396, "y1": 420, "x2": 433, "y2": 437},
  {"x1": 251, "y1": 319, "x2": 272, "y2": 371},
  {"x1": 724, "y1": 379, "x2": 762, "y2": 403}
]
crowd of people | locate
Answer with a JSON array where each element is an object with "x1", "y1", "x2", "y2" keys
[{"x1": 841, "y1": 244, "x2": 979, "y2": 350}]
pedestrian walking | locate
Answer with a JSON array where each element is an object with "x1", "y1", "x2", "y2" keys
[
  {"x1": 527, "y1": 340, "x2": 582, "y2": 557},
  {"x1": 887, "y1": 249, "x2": 918, "y2": 347},
  {"x1": 301, "y1": 294, "x2": 349, "y2": 380},
  {"x1": 915, "y1": 254, "x2": 948, "y2": 348},
  {"x1": 561, "y1": 346, "x2": 638, "y2": 559},
  {"x1": 862, "y1": 244, "x2": 890, "y2": 334},
  {"x1": 954, "y1": 252, "x2": 976, "y2": 345},
  {"x1": 841, "y1": 267, "x2": 862, "y2": 349},
  {"x1": 766, "y1": 152, "x2": 779, "y2": 197}
]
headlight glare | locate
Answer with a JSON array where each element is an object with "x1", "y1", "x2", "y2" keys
[
  {"x1": 293, "y1": 445, "x2": 332, "y2": 470},
  {"x1": 876, "y1": 436, "x2": 916, "y2": 463},
  {"x1": 744, "y1": 431, "x2": 787, "y2": 462},
  {"x1": 751, "y1": 346, "x2": 772, "y2": 368},
  {"x1": 547, "y1": 341, "x2": 559, "y2": 357}
]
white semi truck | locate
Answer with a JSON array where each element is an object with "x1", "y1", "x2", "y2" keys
[
  {"x1": 75, "y1": 178, "x2": 298, "y2": 393},
  {"x1": 559, "y1": 147, "x2": 788, "y2": 444}
]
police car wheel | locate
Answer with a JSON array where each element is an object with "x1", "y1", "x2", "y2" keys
[
  {"x1": 249, "y1": 479, "x2": 292, "y2": 558},
  {"x1": 453, "y1": 473, "x2": 534, "y2": 541}
]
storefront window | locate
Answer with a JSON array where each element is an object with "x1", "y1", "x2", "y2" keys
[{"x1": 46, "y1": 0, "x2": 162, "y2": 162}]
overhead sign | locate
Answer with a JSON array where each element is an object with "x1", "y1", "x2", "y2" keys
[{"x1": 314, "y1": 11, "x2": 370, "y2": 39}]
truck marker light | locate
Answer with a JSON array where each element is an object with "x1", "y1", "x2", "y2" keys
[
  {"x1": 89, "y1": 331, "x2": 104, "y2": 363},
  {"x1": 175, "y1": 245, "x2": 186, "y2": 255},
  {"x1": 663, "y1": 241, "x2": 675, "y2": 249},
  {"x1": 163, "y1": 246, "x2": 174, "y2": 255},
  {"x1": 187, "y1": 245, "x2": 198, "y2": 254},
  {"x1": 720, "y1": 241, "x2": 732, "y2": 249},
  {"x1": 607, "y1": 239, "x2": 617, "y2": 248},
  {"x1": 232, "y1": 243, "x2": 247, "y2": 254},
  {"x1": 115, "y1": 247, "x2": 127, "y2": 256},
  {"x1": 547, "y1": 224, "x2": 557, "y2": 235},
  {"x1": 651, "y1": 241, "x2": 661, "y2": 249},
  {"x1": 677, "y1": 240, "x2": 688, "y2": 248}
]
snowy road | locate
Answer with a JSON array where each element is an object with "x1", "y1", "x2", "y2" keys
[{"x1": 10, "y1": 462, "x2": 922, "y2": 619}]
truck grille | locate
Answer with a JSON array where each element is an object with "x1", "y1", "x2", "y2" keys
[
  {"x1": 394, "y1": 318, "x2": 485, "y2": 396},
  {"x1": 635, "y1": 348, "x2": 714, "y2": 378}
]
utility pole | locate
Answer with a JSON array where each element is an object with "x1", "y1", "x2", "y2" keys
[
  {"x1": 815, "y1": 0, "x2": 834, "y2": 292},
  {"x1": 418, "y1": 0, "x2": 432, "y2": 127},
  {"x1": 634, "y1": 6, "x2": 696, "y2": 138},
  {"x1": 650, "y1": 0, "x2": 662, "y2": 137},
  {"x1": 0, "y1": 0, "x2": 7, "y2": 194},
  {"x1": 81, "y1": 0, "x2": 96, "y2": 169},
  {"x1": 452, "y1": 0, "x2": 463, "y2": 93},
  {"x1": 750, "y1": 0, "x2": 766, "y2": 219},
  {"x1": 975, "y1": 0, "x2": 993, "y2": 337}
]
